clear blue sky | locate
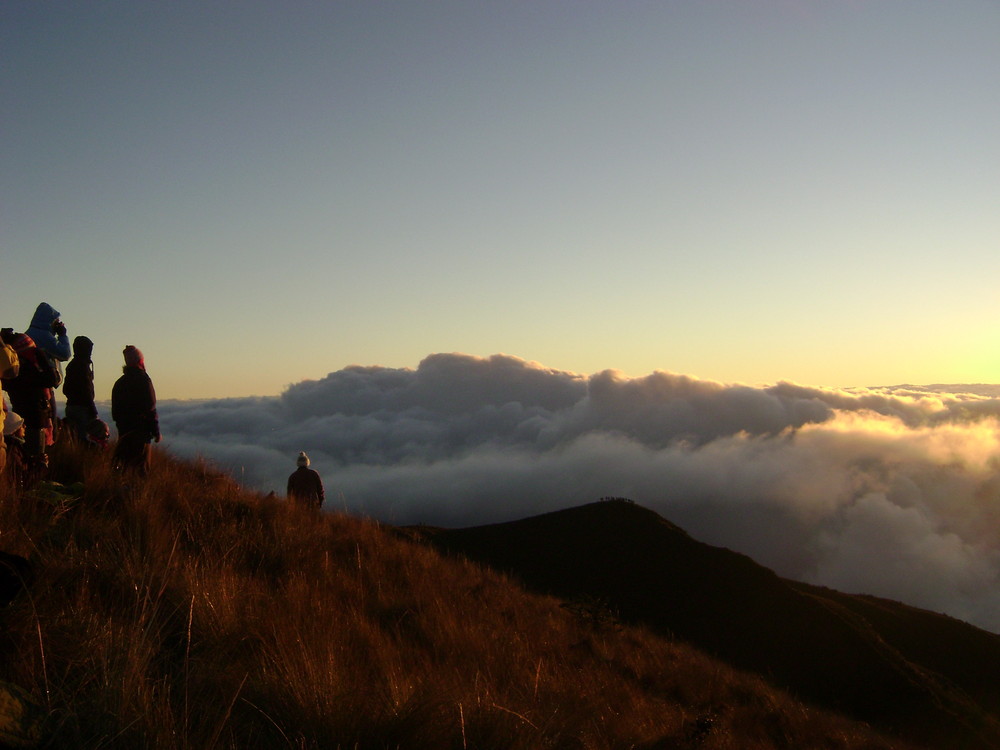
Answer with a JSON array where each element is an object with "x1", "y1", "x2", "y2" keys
[{"x1": 4, "y1": 1, "x2": 998, "y2": 399}]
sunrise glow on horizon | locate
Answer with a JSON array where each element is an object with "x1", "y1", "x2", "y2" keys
[{"x1": 3, "y1": 2, "x2": 998, "y2": 400}]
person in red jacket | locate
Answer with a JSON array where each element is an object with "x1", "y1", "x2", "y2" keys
[{"x1": 286, "y1": 452, "x2": 325, "y2": 509}]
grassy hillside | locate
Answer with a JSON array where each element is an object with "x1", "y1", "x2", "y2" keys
[
  {"x1": 421, "y1": 502, "x2": 1000, "y2": 749},
  {"x1": 0, "y1": 440, "x2": 917, "y2": 748}
]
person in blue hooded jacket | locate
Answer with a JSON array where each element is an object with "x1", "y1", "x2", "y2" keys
[
  {"x1": 25, "y1": 302, "x2": 69, "y2": 446},
  {"x1": 25, "y1": 303, "x2": 70, "y2": 363}
]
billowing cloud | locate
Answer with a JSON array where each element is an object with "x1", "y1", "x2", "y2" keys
[{"x1": 153, "y1": 353, "x2": 1000, "y2": 632}]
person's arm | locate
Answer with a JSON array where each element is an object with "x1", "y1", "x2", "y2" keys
[
  {"x1": 53, "y1": 334, "x2": 70, "y2": 361},
  {"x1": 51, "y1": 319, "x2": 70, "y2": 360}
]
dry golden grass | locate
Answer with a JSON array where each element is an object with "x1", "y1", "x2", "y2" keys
[{"x1": 0, "y1": 440, "x2": 916, "y2": 749}]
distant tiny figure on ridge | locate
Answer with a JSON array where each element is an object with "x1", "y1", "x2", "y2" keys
[
  {"x1": 287, "y1": 451, "x2": 324, "y2": 510},
  {"x1": 63, "y1": 335, "x2": 99, "y2": 443},
  {"x1": 111, "y1": 345, "x2": 160, "y2": 475}
]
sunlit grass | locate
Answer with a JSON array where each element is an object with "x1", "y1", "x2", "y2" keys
[{"x1": 0, "y1": 439, "x2": 914, "y2": 748}]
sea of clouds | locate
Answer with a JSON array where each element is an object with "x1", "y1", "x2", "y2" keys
[{"x1": 152, "y1": 353, "x2": 1000, "y2": 632}]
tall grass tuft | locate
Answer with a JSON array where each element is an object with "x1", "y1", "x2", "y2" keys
[{"x1": 0, "y1": 439, "x2": 916, "y2": 748}]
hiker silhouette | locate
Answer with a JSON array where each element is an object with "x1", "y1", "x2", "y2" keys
[
  {"x1": 63, "y1": 336, "x2": 99, "y2": 443},
  {"x1": 111, "y1": 346, "x2": 160, "y2": 475},
  {"x1": 286, "y1": 452, "x2": 325, "y2": 509}
]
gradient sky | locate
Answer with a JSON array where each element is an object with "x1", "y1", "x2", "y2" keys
[{"x1": 4, "y1": 1, "x2": 998, "y2": 400}]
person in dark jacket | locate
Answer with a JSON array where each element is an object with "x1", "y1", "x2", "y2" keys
[
  {"x1": 286, "y1": 451, "x2": 325, "y2": 509},
  {"x1": 63, "y1": 336, "x2": 99, "y2": 442},
  {"x1": 111, "y1": 345, "x2": 160, "y2": 474}
]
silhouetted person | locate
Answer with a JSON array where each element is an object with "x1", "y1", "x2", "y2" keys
[
  {"x1": 286, "y1": 451, "x2": 324, "y2": 509},
  {"x1": 111, "y1": 345, "x2": 160, "y2": 475},
  {"x1": 63, "y1": 336, "x2": 98, "y2": 442}
]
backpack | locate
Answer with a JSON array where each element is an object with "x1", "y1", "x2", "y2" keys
[
  {"x1": 0, "y1": 342, "x2": 18, "y2": 381},
  {"x1": 34, "y1": 350, "x2": 62, "y2": 389}
]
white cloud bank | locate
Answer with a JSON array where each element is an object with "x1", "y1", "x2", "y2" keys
[{"x1": 153, "y1": 353, "x2": 1000, "y2": 632}]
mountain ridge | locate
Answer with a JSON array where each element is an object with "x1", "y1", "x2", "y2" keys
[{"x1": 414, "y1": 499, "x2": 1000, "y2": 748}]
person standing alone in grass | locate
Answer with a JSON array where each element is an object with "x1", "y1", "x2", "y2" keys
[
  {"x1": 111, "y1": 345, "x2": 160, "y2": 475},
  {"x1": 287, "y1": 451, "x2": 324, "y2": 510}
]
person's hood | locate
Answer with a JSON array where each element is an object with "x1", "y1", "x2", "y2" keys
[
  {"x1": 73, "y1": 336, "x2": 94, "y2": 359},
  {"x1": 29, "y1": 302, "x2": 60, "y2": 330}
]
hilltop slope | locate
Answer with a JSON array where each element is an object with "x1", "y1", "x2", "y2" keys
[
  {"x1": 0, "y1": 444, "x2": 916, "y2": 749},
  {"x1": 419, "y1": 499, "x2": 1000, "y2": 748}
]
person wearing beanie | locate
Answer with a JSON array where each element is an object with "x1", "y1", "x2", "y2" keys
[
  {"x1": 123, "y1": 345, "x2": 144, "y2": 370},
  {"x1": 63, "y1": 335, "x2": 99, "y2": 442},
  {"x1": 86, "y1": 419, "x2": 110, "y2": 450},
  {"x1": 111, "y1": 345, "x2": 160, "y2": 474},
  {"x1": 286, "y1": 451, "x2": 325, "y2": 509},
  {"x1": 2, "y1": 394, "x2": 28, "y2": 489},
  {"x1": 3, "y1": 401, "x2": 24, "y2": 437}
]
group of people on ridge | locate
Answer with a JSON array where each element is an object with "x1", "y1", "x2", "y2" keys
[
  {"x1": 1, "y1": 302, "x2": 159, "y2": 486},
  {"x1": 2, "y1": 302, "x2": 324, "y2": 507}
]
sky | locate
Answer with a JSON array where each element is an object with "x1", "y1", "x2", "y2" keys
[
  {"x1": 5, "y1": 4, "x2": 1000, "y2": 633},
  {"x1": 3, "y1": 1, "x2": 999, "y2": 399}
]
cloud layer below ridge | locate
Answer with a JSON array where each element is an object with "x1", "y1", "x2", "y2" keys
[{"x1": 155, "y1": 353, "x2": 1000, "y2": 632}]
